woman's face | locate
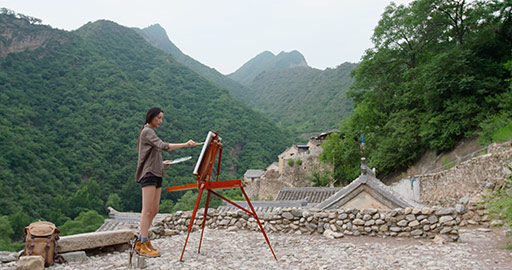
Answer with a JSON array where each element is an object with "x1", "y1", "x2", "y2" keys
[{"x1": 150, "y1": 112, "x2": 164, "y2": 128}]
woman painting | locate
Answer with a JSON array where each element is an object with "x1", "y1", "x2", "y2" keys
[{"x1": 135, "y1": 107, "x2": 198, "y2": 257}]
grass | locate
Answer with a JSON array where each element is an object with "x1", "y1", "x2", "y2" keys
[
  {"x1": 492, "y1": 123, "x2": 512, "y2": 143},
  {"x1": 485, "y1": 173, "x2": 512, "y2": 249}
]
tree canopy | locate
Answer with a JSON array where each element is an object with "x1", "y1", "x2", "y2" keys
[{"x1": 321, "y1": 0, "x2": 512, "y2": 182}]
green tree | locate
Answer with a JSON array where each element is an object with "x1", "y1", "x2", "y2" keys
[{"x1": 59, "y1": 210, "x2": 104, "y2": 236}]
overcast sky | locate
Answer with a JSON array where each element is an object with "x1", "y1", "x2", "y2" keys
[{"x1": 2, "y1": 0, "x2": 414, "y2": 74}]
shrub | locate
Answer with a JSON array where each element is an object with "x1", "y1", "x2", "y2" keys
[{"x1": 288, "y1": 159, "x2": 294, "y2": 167}]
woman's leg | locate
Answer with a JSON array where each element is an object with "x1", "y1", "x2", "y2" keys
[
  {"x1": 140, "y1": 186, "x2": 157, "y2": 238},
  {"x1": 150, "y1": 187, "x2": 162, "y2": 221}
]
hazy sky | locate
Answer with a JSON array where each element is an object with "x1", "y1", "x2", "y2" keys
[{"x1": 2, "y1": 0, "x2": 414, "y2": 74}]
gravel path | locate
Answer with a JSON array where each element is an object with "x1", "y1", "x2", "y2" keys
[{"x1": 34, "y1": 227, "x2": 512, "y2": 269}]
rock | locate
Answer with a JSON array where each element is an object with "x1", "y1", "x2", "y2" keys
[
  {"x1": 227, "y1": 226, "x2": 238, "y2": 231},
  {"x1": 397, "y1": 220, "x2": 408, "y2": 227},
  {"x1": 408, "y1": 220, "x2": 420, "y2": 227},
  {"x1": 455, "y1": 204, "x2": 466, "y2": 214},
  {"x1": 476, "y1": 228, "x2": 491, "y2": 232},
  {"x1": 379, "y1": 225, "x2": 389, "y2": 232},
  {"x1": 364, "y1": 220, "x2": 375, "y2": 226},
  {"x1": 353, "y1": 219, "x2": 365, "y2": 226},
  {"x1": 411, "y1": 229, "x2": 423, "y2": 236},
  {"x1": 428, "y1": 216, "x2": 438, "y2": 224},
  {"x1": 323, "y1": 229, "x2": 344, "y2": 239},
  {"x1": 17, "y1": 256, "x2": 44, "y2": 270},
  {"x1": 390, "y1": 227, "x2": 402, "y2": 232},
  {"x1": 0, "y1": 253, "x2": 16, "y2": 263},
  {"x1": 406, "y1": 214, "x2": 416, "y2": 221},
  {"x1": 490, "y1": 220, "x2": 504, "y2": 227},
  {"x1": 421, "y1": 208, "x2": 433, "y2": 215},
  {"x1": 60, "y1": 251, "x2": 87, "y2": 263},
  {"x1": 164, "y1": 229, "x2": 178, "y2": 236},
  {"x1": 503, "y1": 166, "x2": 512, "y2": 176},
  {"x1": 218, "y1": 219, "x2": 230, "y2": 226},
  {"x1": 282, "y1": 212, "x2": 294, "y2": 220},
  {"x1": 435, "y1": 208, "x2": 455, "y2": 216},
  {"x1": 484, "y1": 181, "x2": 495, "y2": 189},
  {"x1": 459, "y1": 196, "x2": 470, "y2": 205},
  {"x1": 291, "y1": 209, "x2": 303, "y2": 217},
  {"x1": 338, "y1": 213, "x2": 348, "y2": 220},
  {"x1": 439, "y1": 216, "x2": 454, "y2": 224},
  {"x1": 440, "y1": 227, "x2": 452, "y2": 234},
  {"x1": 433, "y1": 235, "x2": 447, "y2": 245}
]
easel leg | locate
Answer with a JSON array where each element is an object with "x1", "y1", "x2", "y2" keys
[
  {"x1": 240, "y1": 187, "x2": 278, "y2": 261},
  {"x1": 198, "y1": 190, "x2": 211, "y2": 254},
  {"x1": 180, "y1": 187, "x2": 204, "y2": 262}
]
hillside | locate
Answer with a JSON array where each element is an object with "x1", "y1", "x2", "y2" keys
[
  {"x1": 0, "y1": 12, "x2": 294, "y2": 226},
  {"x1": 227, "y1": 50, "x2": 308, "y2": 86},
  {"x1": 244, "y1": 63, "x2": 356, "y2": 133},
  {"x1": 319, "y1": 0, "x2": 512, "y2": 183},
  {"x1": 134, "y1": 24, "x2": 251, "y2": 99}
]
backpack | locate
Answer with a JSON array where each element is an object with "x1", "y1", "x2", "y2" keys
[{"x1": 23, "y1": 221, "x2": 62, "y2": 267}]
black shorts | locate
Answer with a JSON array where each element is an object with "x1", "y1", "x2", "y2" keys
[{"x1": 140, "y1": 175, "x2": 163, "y2": 188}]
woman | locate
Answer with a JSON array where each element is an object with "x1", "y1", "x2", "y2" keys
[{"x1": 135, "y1": 107, "x2": 198, "y2": 257}]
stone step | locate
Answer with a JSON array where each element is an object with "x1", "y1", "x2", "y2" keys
[{"x1": 58, "y1": 229, "x2": 135, "y2": 253}]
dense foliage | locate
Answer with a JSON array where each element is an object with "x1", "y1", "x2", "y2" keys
[
  {"x1": 244, "y1": 63, "x2": 356, "y2": 133},
  {"x1": 321, "y1": 0, "x2": 512, "y2": 183},
  {"x1": 0, "y1": 12, "x2": 294, "y2": 246}
]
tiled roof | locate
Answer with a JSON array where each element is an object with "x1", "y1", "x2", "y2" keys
[
  {"x1": 244, "y1": 169, "x2": 265, "y2": 178},
  {"x1": 217, "y1": 200, "x2": 307, "y2": 213},
  {"x1": 96, "y1": 207, "x2": 169, "y2": 232},
  {"x1": 315, "y1": 173, "x2": 423, "y2": 210},
  {"x1": 275, "y1": 187, "x2": 342, "y2": 203}
]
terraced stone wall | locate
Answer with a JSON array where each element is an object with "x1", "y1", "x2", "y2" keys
[{"x1": 152, "y1": 205, "x2": 491, "y2": 242}]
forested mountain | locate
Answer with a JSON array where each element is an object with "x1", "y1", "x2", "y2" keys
[
  {"x1": 320, "y1": 0, "x2": 512, "y2": 184},
  {"x1": 228, "y1": 50, "x2": 309, "y2": 86},
  {"x1": 243, "y1": 63, "x2": 357, "y2": 133},
  {"x1": 134, "y1": 24, "x2": 251, "y2": 99},
  {"x1": 0, "y1": 12, "x2": 293, "y2": 233}
]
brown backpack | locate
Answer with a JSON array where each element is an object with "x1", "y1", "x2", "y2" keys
[{"x1": 23, "y1": 221, "x2": 61, "y2": 267}]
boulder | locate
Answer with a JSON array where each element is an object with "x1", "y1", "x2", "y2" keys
[{"x1": 16, "y1": 256, "x2": 44, "y2": 270}]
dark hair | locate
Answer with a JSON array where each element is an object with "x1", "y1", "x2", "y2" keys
[{"x1": 137, "y1": 107, "x2": 163, "y2": 152}]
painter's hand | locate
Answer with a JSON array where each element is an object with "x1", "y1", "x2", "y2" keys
[{"x1": 186, "y1": 140, "x2": 198, "y2": 147}]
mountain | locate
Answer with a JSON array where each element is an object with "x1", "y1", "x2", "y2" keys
[
  {"x1": 244, "y1": 63, "x2": 357, "y2": 133},
  {"x1": 133, "y1": 24, "x2": 251, "y2": 99},
  {"x1": 0, "y1": 13, "x2": 294, "y2": 224},
  {"x1": 228, "y1": 50, "x2": 309, "y2": 86}
]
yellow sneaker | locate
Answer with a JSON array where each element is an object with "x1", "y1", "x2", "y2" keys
[
  {"x1": 147, "y1": 240, "x2": 157, "y2": 252},
  {"x1": 139, "y1": 241, "x2": 160, "y2": 257},
  {"x1": 134, "y1": 240, "x2": 141, "y2": 254}
]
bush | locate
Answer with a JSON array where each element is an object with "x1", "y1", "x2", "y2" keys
[
  {"x1": 59, "y1": 210, "x2": 104, "y2": 236},
  {"x1": 288, "y1": 159, "x2": 294, "y2": 167},
  {"x1": 296, "y1": 159, "x2": 302, "y2": 166}
]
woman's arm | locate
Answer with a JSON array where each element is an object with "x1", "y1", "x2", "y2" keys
[{"x1": 168, "y1": 140, "x2": 198, "y2": 150}]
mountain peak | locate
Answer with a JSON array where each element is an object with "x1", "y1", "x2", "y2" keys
[{"x1": 228, "y1": 50, "x2": 309, "y2": 85}]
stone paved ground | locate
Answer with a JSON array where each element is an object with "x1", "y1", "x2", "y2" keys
[{"x1": 4, "y1": 227, "x2": 511, "y2": 270}]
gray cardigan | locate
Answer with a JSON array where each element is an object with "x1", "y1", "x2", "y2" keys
[{"x1": 135, "y1": 125, "x2": 170, "y2": 182}]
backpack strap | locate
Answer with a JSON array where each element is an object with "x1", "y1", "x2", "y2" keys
[
  {"x1": 28, "y1": 235, "x2": 35, "y2": 255},
  {"x1": 45, "y1": 236, "x2": 51, "y2": 266}
]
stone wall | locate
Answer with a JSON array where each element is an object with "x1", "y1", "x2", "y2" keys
[
  {"x1": 419, "y1": 142, "x2": 512, "y2": 207},
  {"x1": 150, "y1": 204, "x2": 493, "y2": 242}
]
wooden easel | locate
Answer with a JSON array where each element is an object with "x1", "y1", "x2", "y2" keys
[{"x1": 166, "y1": 131, "x2": 277, "y2": 262}]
